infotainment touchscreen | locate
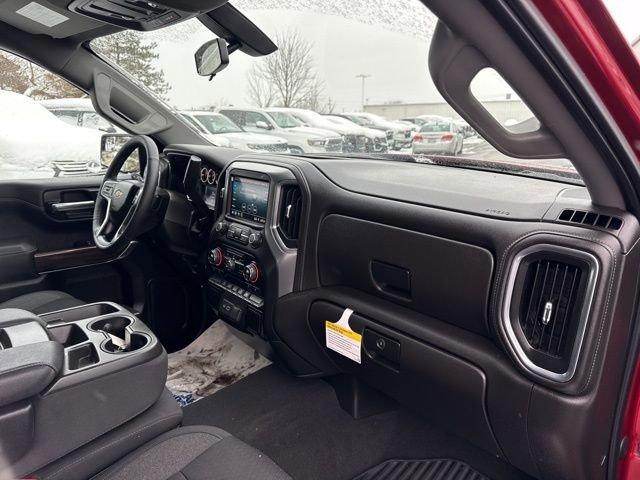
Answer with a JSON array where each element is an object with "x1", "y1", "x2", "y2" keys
[{"x1": 229, "y1": 176, "x2": 269, "y2": 224}]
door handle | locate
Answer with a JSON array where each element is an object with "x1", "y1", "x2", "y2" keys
[{"x1": 50, "y1": 200, "x2": 95, "y2": 213}]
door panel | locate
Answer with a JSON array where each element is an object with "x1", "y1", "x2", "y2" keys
[{"x1": 0, "y1": 177, "x2": 121, "y2": 303}]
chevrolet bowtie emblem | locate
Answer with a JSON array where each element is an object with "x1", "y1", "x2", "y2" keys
[{"x1": 114, "y1": 189, "x2": 123, "y2": 198}]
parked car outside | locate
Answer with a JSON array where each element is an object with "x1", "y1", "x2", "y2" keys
[
  {"x1": 0, "y1": 91, "x2": 102, "y2": 178},
  {"x1": 337, "y1": 112, "x2": 414, "y2": 150},
  {"x1": 412, "y1": 119, "x2": 464, "y2": 155},
  {"x1": 219, "y1": 107, "x2": 342, "y2": 154},
  {"x1": 180, "y1": 111, "x2": 289, "y2": 153},
  {"x1": 400, "y1": 116, "x2": 430, "y2": 126},
  {"x1": 40, "y1": 97, "x2": 120, "y2": 133},
  {"x1": 273, "y1": 107, "x2": 367, "y2": 153},
  {"x1": 323, "y1": 114, "x2": 389, "y2": 152}
]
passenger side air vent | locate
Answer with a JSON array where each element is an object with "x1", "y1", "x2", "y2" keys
[
  {"x1": 69, "y1": 0, "x2": 190, "y2": 30},
  {"x1": 519, "y1": 259, "x2": 582, "y2": 358},
  {"x1": 277, "y1": 184, "x2": 303, "y2": 247},
  {"x1": 558, "y1": 209, "x2": 622, "y2": 231},
  {"x1": 504, "y1": 245, "x2": 598, "y2": 382}
]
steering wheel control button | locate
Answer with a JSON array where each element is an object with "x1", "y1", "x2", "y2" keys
[{"x1": 101, "y1": 183, "x2": 114, "y2": 198}]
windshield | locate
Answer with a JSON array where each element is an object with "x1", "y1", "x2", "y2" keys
[
  {"x1": 193, "y1": 113, "x2": 243, "y2": 134},
  {"x1": 91, "y1": 0, "x2": 580, "y2": 184},
  {"x1": 344, "y1": 115, "x2": 374, "y2": 127},
  {"x1": 421, "y1": 123, "x2": 453, "y2": 133},
  {"x1": 266, "y1": 111, "x2": 302, "y2": 128}
]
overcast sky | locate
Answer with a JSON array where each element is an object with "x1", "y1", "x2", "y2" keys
[
  {"x1": 603, "y1": 0, "x2": 640, "y2": 42},
  {"x1": 143, "y1": 0, "x2": 640, "y2": 112}
]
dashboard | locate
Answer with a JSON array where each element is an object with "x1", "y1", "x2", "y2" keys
[{"x1": 160, "y1": 144, "x2": 638, "y2": 480}]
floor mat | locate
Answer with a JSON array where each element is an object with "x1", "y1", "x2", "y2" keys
[
  {"x1": 166, "y1": 321, "x2": 270, "y2": 405},
  {"x1": 354, "y1": 459, "x2": 490, "y2": 480},
  {"x1": 182, "y1": 365, "x2": 534, "y2": 480}
]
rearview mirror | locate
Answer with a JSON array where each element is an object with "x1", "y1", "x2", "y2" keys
[
  {"x1": 255, "y1": 120, "x2": 271, "y2": 130},
  {"x1": 195, "y1": 38, "x2": 229, "y2": 77},
  {"x1": 101, "y1": 134, "x2": 140, "y2": 173}
]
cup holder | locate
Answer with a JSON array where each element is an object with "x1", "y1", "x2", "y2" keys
[
  {"x1": 102, "y1": 332, "x2": 149, "y2": 354},
  {"x1": 89, "y1": 316, "x2": 148, "y2": 354},
  {"x1": 89, "y1": 316, "x2": 132, "y2": 337}
]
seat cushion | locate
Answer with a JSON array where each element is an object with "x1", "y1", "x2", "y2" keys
[
  {"x1": 0, "y1": 290, "x2": 84, "y2": 315},
  {"x1": 91, "y1": 425, "x2": 292, "y2": 480}
]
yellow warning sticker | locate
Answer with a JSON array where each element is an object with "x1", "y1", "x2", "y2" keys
[{"x1": 325, "y1": 308, "x2": 361, "y2": 364}]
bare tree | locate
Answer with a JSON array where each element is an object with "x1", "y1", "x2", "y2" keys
[
  {"x1": 247, "y1": 29, "x2": 329, "y2": 110},
  {"x1": 247, "y1": 64, "x2": 278, "y2": 107}
]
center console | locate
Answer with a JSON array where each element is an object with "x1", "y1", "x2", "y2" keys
[
  {"x1": 0, "y1": 302, "x2": 167, "y2": 477},
  {"x1": 204, "y1": 162, "x2": 301, "y2": 343}
]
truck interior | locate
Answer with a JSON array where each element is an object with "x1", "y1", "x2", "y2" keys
[{"x1": 0, "y1": 1, "x2": 640, "y2": 479}]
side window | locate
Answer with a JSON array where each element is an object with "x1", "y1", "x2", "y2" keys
[
  {"x1": 52, "y1": 110, "x2": 81, "y2": 127},
  {"x1": 222, "y1": 110, "x2": 245, "y2": 127},
  {"x1": 81, "y1": 112, "x2": 115, "y2": 132},
  {"x1": 0, "y1": 50, "x2": 105, "y2": 179},
  {"x1": 244, "y1": 111, "x2": 269, "y2": 132}
]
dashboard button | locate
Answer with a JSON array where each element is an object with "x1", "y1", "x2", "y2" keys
[{"x1": 249, "y1": 293, "x2": 262, "y2": 304}]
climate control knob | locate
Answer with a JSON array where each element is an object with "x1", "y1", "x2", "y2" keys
[
  {"x1": 209, "y1": 247, "x2": 224, "y2": 267},
  {"x1": 243, "y1": 262, "x2": 260, "y2": 284}
]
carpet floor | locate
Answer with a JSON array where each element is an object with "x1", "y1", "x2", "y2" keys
[{"x1": 183, "y1": 365, "x2": 534, "y2": 480}]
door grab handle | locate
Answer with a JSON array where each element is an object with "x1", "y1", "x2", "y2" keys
[{"x1": 50, "y1": 201, "x2": 95, "y2": 213}]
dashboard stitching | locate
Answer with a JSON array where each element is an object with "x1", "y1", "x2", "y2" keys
[{"x1": 492, "y1": 229, "x2": 616, "y2": 392}]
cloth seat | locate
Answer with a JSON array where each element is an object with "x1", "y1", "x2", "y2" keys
[
  {"x1": 91, "y1": 425, "x2": 291, "y2": 480},
  {"x1": 0, "y1": 290, "x2": 84, "y2": 315}
]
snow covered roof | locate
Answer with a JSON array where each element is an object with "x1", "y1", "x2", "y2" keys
[{"x1": 39, "y1": 97, "x2": 94, "y2": 111}]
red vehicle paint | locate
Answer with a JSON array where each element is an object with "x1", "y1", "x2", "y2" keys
[
  {"x1": 532, "y1": 0, "x2": 640, "y2": 160},
  {"x1": 530, "y1": 1, "x2": 640, "y2": 479}
]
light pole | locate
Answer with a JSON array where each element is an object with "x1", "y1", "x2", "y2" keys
[{"x1": 355, "y1": 74, "x2": 371, "y2": 111}]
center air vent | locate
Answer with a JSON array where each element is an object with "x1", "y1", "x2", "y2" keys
[
  {"x1": 503, "y1": 245, "x2": 598, "y2": 382},
  {"x1": 277, "y1": 184, "x2": 302, "y2": 247}
]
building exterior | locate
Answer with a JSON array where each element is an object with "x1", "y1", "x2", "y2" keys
[{"x1": 364, "y1": 98, "x2": 533, "y2": 124}]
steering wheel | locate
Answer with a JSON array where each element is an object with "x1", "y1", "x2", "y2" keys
[{"x1": 93, "y1": 135, "x2": 160, "y2": 251}]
